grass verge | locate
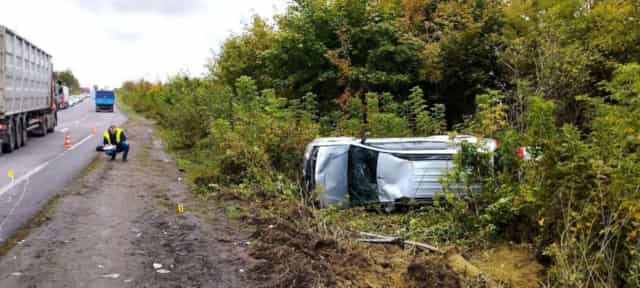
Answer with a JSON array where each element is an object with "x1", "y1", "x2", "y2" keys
[{"x1": 115, "y1": 94, "x2": 144, "y2": 122}]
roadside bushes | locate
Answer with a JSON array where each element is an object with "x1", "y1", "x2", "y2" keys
[
  {"x1": 121, "y1": 76, "x2": 320, "y2": 200},
  {"x1": 439, "y1": 64, "x2": 640, "y2": 287}
]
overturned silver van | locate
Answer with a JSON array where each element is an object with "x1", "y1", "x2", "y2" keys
[{"x1": 302, "y1": 135, "x2": 497, "y2": 208}]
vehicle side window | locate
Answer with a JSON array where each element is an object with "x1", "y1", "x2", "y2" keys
[{"x1": 348, "y1": 146, "x2": 378, "y2": 205}]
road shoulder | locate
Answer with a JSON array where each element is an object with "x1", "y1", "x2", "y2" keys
[{"x1": 0, "y1": 118, "x2": 257, "y2": 287}]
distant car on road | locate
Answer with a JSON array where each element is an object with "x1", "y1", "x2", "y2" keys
[
  {"x1": 95, "y1": 90, "x2": 115, "y2": 112},
  {"x1": 69, "y1": 96, "x2": 78, "y2": 107}
]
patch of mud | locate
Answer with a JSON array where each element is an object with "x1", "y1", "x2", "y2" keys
[
  {"x1": 247, "y1": 208, "x2": 471, "y2": 288},
  {"x1": 249, "y1": 219, "x2": 336, "y2": 287},
  {"x1": 405, "y1": 260, "x2": 460, "y2": 288}
]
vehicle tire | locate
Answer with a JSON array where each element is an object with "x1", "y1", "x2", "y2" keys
[
  {"x1": 20, "y1": 119, "x2": 28, "y2": 146},
  {"x1": 34, "y1": 117, "x2": 47, "y2": 137},
  {"x1": 42, "y1": 117, "x2": 49, "y2": 135},
  {"x1": 47, "y1": 115, "x2": 56, "y2": 133},
  {"x1": 15, "y1": 120, "x2": 22, "y2": 148},
  {"x1": 2, "y1": 121, "x2": 16, "y2": 153}
]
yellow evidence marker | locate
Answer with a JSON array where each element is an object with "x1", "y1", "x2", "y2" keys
[
  {"x1": 7, "y1": 170, "x2": 14, "y2": 181},
  {"x1": 176, "y1": 203, "x2": 185, "y2": 214}
]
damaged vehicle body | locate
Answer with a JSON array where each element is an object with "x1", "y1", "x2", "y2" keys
[{"x1": 303, "y1": 136, "x2": 497, "y2": 208}]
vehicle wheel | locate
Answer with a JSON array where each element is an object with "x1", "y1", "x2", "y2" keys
[
  {"x1": 34, "y1": 117, "x2": 47, "y2": 137},
  {"x1": 20, "y1": 119, "x2": 28, "y2": 146},
  {"x1": 2, "y1": 121, "x2": 16, "y2": 153},
  {"x1": 47, "y1": 116, "x2": 56, "y2": 133},
  {"x1": 15, "y1": 120, "x2": 22, "y2": 148},
  {"x1": 42, "y1": 118, "x2": 49, "y2": 135}
]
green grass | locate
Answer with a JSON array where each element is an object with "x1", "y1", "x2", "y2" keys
[{"x1": 223, "y1": 205, "x2": 246, "y2": 220}]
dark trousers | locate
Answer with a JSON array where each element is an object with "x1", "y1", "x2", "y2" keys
[{"x1": 106, "y1": 141, "x2": 129, "y2": 160}]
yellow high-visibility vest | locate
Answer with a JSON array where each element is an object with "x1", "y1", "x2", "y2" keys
[{"x1": 104, "y1": 128, "x2": 123, "y2": 145}]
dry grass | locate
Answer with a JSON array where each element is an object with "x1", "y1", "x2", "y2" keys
[{"x1": 470, "y1": 244, "x2": 543, "y2": 288}]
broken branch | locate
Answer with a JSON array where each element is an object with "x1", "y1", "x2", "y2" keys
[{"x1": 358, "y1": 232, "x2": 444, "y2": 254}]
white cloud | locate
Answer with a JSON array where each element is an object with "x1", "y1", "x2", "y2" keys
[
  {"x1": 0, "y1": 0, "x2": 288, "y2": 88},
  {"x1": 77, "y1": 0, "x2": 206, "y2": 16}
]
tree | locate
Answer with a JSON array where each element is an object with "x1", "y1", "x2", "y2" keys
[
  {"x1": 210, "y1": 16, "x2": 275, "y2": 90},
  {"x1": 54, "y1": 70, "x2": 81, "y2": 94}
]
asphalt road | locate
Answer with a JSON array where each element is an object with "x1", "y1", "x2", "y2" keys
[{"x1": 0, "y1": 97, "x2": 126, "y2": 242}]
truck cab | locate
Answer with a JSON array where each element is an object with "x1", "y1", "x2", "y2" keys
[
  {"x1": 95, "y1": 90, "x2": 115, "y2": 112},
  {"x1": 55, "y1": 82, "x2": 70, "y2": 109}
]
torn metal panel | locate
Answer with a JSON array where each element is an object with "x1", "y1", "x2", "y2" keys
[
  {"x1": 376, "y1": 152, "x2": 413, "y2": 202},
  {"x1": 315, "y1": 144, "x2": 350, "y2": 207}
]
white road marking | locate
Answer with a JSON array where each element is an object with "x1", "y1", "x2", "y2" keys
[
  {"x1": 0, "y1": 178, "x2": 29, "y2": 235},
  {"x1": 0, "y1": 102, "x2": 126, "y2": 237},
  {"x1": 0, "y1": 133, "x2": 96, "y2": 236},
  {"x1": 0, "y1": 134, "x2": 95, "y2": 198},
  {"x1": 68, "y1": 135, "x2": 93, "y2": 151}
]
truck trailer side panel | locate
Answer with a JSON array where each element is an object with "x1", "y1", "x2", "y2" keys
[
  {"x1": 0, "y1": 25, "x2": 57, "y2": 153},
  {"x1": 0, "y1": 25, "x2": 53, "y2": 116}
]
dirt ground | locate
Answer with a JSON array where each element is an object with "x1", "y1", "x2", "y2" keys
[
  {"x1": 245, "y1": 208, "x2": 495, "y2": 288},
  {"x1": 0, "y1": 120, "x2": 257, "y2": 288}
]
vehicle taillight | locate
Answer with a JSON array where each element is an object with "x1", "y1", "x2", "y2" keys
[
  {"x1": 0, "y1": 124, "x2": 5, "y2": 130},
  {"x1": 516, "y1": 147, "x2": 525, "y2": 159}
]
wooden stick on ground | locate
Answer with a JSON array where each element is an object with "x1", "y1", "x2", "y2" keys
[{"x1": 358, "y1": 232, "x2": 444, "y2": 254}]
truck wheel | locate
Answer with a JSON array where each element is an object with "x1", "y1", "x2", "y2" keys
[
  {"x1": 33, "y1": 118, "x2": 47, "y2": 137},
  {"x1": 20, "y1": 119, "x2": 28, "y2": 146},
  {"x1": 47, "y1": 116, "x2": 56, "y2": 133},
  {"x1": 42, "y1": 118, "x2": 49, "y2": 135},
  {"x1": 15, "y1": 120, "x2": 23, "y2": 148},
  {"x1": 2, "y1": 121, "x2": 16, "y2": 153}
]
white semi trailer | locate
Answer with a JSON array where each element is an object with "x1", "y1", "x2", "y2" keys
[{"x1": 0, "y1": 25, "x2": 58, "y2": 153}]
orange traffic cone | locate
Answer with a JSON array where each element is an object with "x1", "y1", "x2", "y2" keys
[{"x1": 64, "y1": 132, "x2": 72, "y2": 149}]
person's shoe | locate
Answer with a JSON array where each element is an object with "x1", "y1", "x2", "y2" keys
[{"x1": 122, "y1": 159, "x2": 128, "y2": 162}]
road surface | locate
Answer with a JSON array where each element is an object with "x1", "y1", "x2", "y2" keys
[{"x1": 0, "y1": 96, "x2": 126, "y2": 242}]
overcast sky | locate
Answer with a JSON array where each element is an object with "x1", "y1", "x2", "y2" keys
[{"x1": 1, "y1": 0, "x2": 288, "y2": 88}]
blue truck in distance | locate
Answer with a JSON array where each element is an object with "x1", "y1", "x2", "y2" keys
[{"x1": 95, "y1": 90, "x2": 115, "y2": 112}]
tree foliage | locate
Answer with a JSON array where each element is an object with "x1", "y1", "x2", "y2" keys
[{"x1": 54, "y1": 69, "x2": 81, "y2": 94}]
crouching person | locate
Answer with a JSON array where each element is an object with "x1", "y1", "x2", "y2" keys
[{"x1": 103, "y1": 125, "x2": 129, "y2": 161}]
